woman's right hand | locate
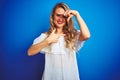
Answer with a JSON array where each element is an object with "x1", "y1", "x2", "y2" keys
[{"x1": 45, "y1": 29, "x2": 65, "y2": 44}]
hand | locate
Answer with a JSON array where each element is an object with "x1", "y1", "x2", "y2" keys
[
  {"x1": 46, "y1": 29, "x2": 65, "y2": 44},
  {"x1": 64, "y1": 10, "x2": 79, "y2": 23}
]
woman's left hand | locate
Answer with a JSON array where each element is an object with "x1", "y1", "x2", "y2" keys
[{"x1": 64, "y1": 10, "x2": 79, "y2": 22}]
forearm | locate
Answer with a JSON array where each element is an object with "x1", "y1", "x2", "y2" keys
[
  {"x1": 76, "y1": 12, "x2": 90, "y2": 41},
  {"x1": 27, "y1": 39, "x2": 50, "y2": 56}
]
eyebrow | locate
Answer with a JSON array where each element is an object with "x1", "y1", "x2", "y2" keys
[
  {"x1": 55, "y1": 13, "x2": 64, "y2": 15},
  {"x1": 55, "y1": 13, "x2": 67, "y2": 18}
]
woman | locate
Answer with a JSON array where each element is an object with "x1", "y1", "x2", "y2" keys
[{"x1": 28, "y1": 2, "x2": 90, "y2": 80}]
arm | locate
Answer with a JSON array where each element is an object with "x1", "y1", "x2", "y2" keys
[
  {"x1": 27, "y1": 39, "x2": 50, "y2": 56},
  {"x1": 65, "y1": 10, "x2": 90, "y2": 41},
  {"x1": 28, "y1": 29, "x2": 65, "y2": 56},
  {"x1": 75, "y1": 12, "x2": 90, "y2": 41}
]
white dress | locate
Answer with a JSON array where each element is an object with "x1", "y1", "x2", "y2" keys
[{"x1": 32, "y1": 31, "x2": 84, "y2": 80}]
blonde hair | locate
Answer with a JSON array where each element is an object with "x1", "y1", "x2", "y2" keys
[{"x1": 48, "y1": 2, "x2": 78, "y2": 50}]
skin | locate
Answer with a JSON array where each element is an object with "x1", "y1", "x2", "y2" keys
[
  {"x1": 27, "y1": 7, "x2": 90, "y2": 56},
  {"x1": 53, "y1": 7, "x2": 66, "y2": 30}
]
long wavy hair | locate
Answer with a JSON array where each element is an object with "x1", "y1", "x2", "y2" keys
[{"x1": 47, "y1": 2, "x2": 78, "y2": 50}]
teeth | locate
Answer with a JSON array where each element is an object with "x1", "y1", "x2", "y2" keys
[{"x1": 57, "y1": 21, "x2": 63, "y2": 24}]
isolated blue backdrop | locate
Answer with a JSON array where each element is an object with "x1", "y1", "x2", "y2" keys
[{"x1": 1, "y1": 0, "x2": 120, "y2": 80}]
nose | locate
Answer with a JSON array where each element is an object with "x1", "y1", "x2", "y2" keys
[
  {"x1": 59, "y1": 15, "x2": 65, "y2": 19},
  {"x1": 58, "y1": 17, "x2": 63, "y2": 21}
]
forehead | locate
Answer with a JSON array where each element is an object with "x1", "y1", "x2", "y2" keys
[{"x1": 55, "y1": 7, "x2": 65, "y2": 14}]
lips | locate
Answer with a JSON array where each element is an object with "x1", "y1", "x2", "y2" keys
[{"x1": 57, "y1": 20, "x2": 64, "y2": 24}]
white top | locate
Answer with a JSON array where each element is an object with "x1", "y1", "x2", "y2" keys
[
  {"x1": 33, "y1": 32, "x2": 84, "y2": 54},
  {"x1": 32, "y1": 31, "x2": 84, "y2": 80}
]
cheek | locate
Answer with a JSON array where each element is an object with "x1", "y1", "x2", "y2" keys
[
  {"x1": 53, "y1": 16, "x2": 66, "y2": 24},
  {"x1": 53, "y1": 18, "x2": 58, "y2": 25},
  {"x1": 53, "y1": 16, "x2": 58, "y2": 21}
]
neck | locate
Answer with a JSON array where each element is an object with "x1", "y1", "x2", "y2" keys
[{"x1": 56, "y1": 27, "x2": 63, "y2": 34}]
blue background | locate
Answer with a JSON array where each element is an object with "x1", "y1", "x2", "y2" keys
[{"x1": 1, "y1": 0, "x2": 120, "y2": 80}]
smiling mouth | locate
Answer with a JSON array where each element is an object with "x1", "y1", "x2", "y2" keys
[{"x1": 57, "y1": 21, "x2": 64, "y2": 24}]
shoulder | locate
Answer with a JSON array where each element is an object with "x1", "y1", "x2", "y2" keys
[
  {"x1": 39, "y1": 32, "x2": 48, "y2": 36},
  {"x1": 35, "y1": 32, "x2": 48, "y2": 39},
  {"x1": 33, "y1": 32, "x2": 48, "y2": 45},
  {"x1": 44, "y1": 32, "x2": 48, "y2": 35}
]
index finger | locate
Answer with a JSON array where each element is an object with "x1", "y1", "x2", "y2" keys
[{"x1": 58, "y1": 33, "x2": 65, "y2": 37}]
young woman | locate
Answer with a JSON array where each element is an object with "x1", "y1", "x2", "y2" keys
[{"x1": 28, "y1": 2, "x2": 90, "y2": 80}]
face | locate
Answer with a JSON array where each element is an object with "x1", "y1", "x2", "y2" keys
[{"x1": 53, "y1": 7, "x2": 66, "y2": 28}]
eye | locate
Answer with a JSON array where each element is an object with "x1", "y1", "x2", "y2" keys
[
  {"x1": 55, "y1": 14, "x2": 67, "y2": 18},
  {"x1": 56, "y1": 14, "x2": 61, "y2": 17}
]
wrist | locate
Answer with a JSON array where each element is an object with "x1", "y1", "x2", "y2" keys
[
  {"x1": 75, "y1": 11, "x2": 79, "y2": 16},
  {"x1": 45, "y1": 38, "x2": 51, "y2": 44},
  {"x1": 75, "y1": 12, "x2": 81, "y2": 19}
]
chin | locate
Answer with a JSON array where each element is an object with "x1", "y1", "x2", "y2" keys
[
  {"x1": 56, "y1": 24, "x2": 65, "y2": 28},
  {"x1": 57, "y1": 25, "x2": 63, "y2": 28}
]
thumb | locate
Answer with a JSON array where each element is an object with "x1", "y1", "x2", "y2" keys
[
  {"x1": 51, "y1": 28, "x2": 56, "y2": 34},
  {"x1": 67, "y1": 15, "x2": 73, "y2": 23}
]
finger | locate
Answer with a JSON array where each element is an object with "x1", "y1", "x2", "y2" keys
[
  {"x1": 58, "y1": 34, "x2": 66, "y2": 37},
  {"x1": 67, "y1": 10, "x2": 72, "y2": 16},
  {"x1": 54, "y1": 36, "x2": 59, "y2": 39},
  {"x1": 54, "y1": 39, "x2": 58, "y2": 42},
  {"x1": 51, "y1": 28, "x2": 56, "y2": 34},
  {"x1": 67, "y1": 15, "x2": 73, "y2": 22},
  {"x1": 55, "y1": 40, "x2": 58, "y2": 43},
  {"x1": 64, "y1": 10, "x2": 69, "y2": 17}
]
